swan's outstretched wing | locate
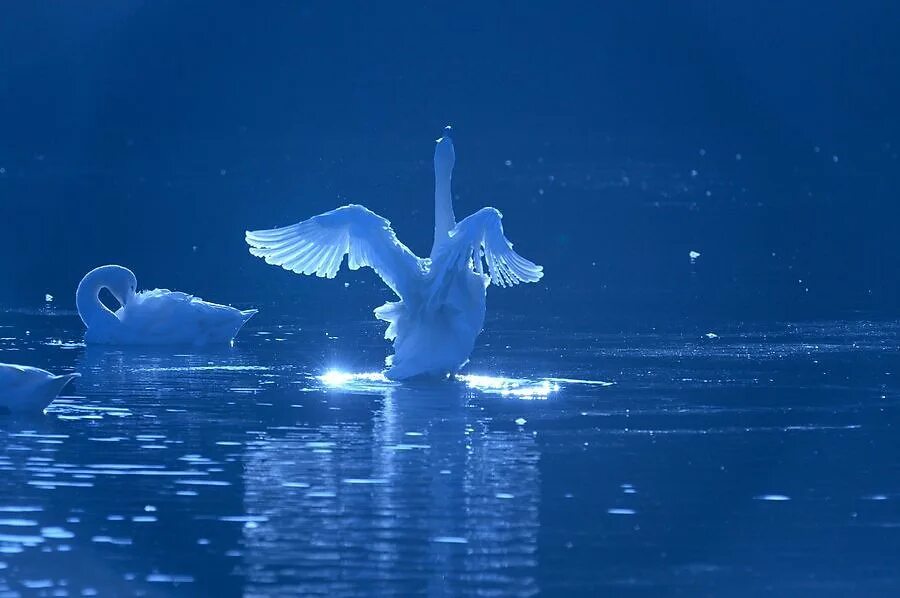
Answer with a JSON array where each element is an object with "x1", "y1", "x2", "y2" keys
[
  {"x1": 245, "y1": 204, "x2": 424, "y2": 297},
  {"x1": 450, "y1": 207, "x2": 543, "y2": 287}
]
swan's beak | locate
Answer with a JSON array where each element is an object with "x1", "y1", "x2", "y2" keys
[
  {"x1": 436, "y1": 124, "x2": 452, "y2": 144},
  {"x1": 434, "y1": 127, "x2": 455, "y2": 178}
]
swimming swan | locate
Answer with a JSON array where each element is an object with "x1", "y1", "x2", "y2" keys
[
  {"x1": 0, "y1": 363, "x2": 79, "y2": 413},
  {"x1": 245, "y1": 127, "x2": 543, "y2": 380},
  {"x1": 77, "y1": 265, "x2": 257, "y2": 345}
]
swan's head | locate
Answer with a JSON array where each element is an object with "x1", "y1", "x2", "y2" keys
[
  {"x1": 434, "y1": 125, "x2": 455, "y2": 181},
  {"x1": 118, "y1": 268, "x2": 138, "y2": 307},
  {"x1": 83, "y1": 265, "x2": 137, "y2": 308}
]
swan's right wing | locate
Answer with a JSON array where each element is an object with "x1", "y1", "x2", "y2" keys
[
  {"x1": 450, "y1": 207, "x2": 544, "y2": 287},
  {"x1": 245, "y1": 204, "x2": 424, "y2": 297}
]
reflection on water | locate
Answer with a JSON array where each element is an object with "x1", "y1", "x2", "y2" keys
[
  {"x1": 0, "y1": 314, "x2": 559, "y2": 595},
  {"x1": 1, "y1": 313, "x2": 899, "y2": 595},
  {"x1": 240, "y1": 383, "x2": 542, "y2": 596}
]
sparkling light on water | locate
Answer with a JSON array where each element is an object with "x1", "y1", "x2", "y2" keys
[
  {"x1": 458, "y1": 374, "x2": 560, "y2": 399},
  {"x1": 316, "y1": 370, "x2": 570, "y2": 399},
  {"x1": 318, "y1": 370, "x2": 390, "y2": 387}
]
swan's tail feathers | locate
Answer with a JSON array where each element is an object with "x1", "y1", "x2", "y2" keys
[
  {"x1": 33, "y1": 373, "x2": 79, "y2": 414},
  {"x1": 50, "y1": 373, "x2": 80, "y2": 397},
  {"x1": 226, "y1": 309, "x2": 257, "y2": 340},
  {"x1": 374, "y1": 301, "x2": 404, "y2": 341}
]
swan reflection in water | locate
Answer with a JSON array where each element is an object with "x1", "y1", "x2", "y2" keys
[
  {"x1": 50, "y1": 345, "x2": 266, "y2": 419},
  {"x1": 238, "y1": 372, "x2": 556, "y2": 596}
]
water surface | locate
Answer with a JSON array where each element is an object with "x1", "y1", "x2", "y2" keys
[{"x1": 1, "y1": 309, "x2": 898, "y2": 596}]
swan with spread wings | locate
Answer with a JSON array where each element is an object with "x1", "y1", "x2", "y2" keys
[{"x1": 245, "y1": 127, "x2": 543, "y2": 380}]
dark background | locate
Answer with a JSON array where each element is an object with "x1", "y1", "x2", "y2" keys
[{"x1": 1, "y1": 0, "x2": 898, "y2": 322}]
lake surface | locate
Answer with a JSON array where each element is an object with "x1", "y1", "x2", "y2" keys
[{"x1": 1, "y1": 308, "x2": 898, "y2": 596}]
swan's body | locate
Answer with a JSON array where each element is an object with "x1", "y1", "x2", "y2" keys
[
  {"x1": 246, "y1": 128, "x2": 543, "y2": 380},
  {"x1": 0, "y1": 363, "x2": 79, "y2": 413},
  {"x1": 77, "y1": 265, "x2": 257, "y2": 346}
]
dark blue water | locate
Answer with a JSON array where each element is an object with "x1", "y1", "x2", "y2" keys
[
  {"x1": 2, "y1": 1, "x2": 900, "y2": 595},
  {"x1": 1, "y1": 308, "x2": 898, "y2": 596},
  {"x1": 1, "y1": 1, "x2": 899, "y2": 317}
]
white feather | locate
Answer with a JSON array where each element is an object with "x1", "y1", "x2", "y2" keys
[
  {"x1": 245, "y1": 129, "x2": 543, "y2": 380},
  {"x1": 0, "y1": 363, "x2": 80, "y2": 413},
  {"x1": 77, "y1": 265, "x2": 257, "y2": 346}
]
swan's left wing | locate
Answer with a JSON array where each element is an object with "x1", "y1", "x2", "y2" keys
[{"x1": 449, "y1": 207, "x2": 543, "y2": 287}]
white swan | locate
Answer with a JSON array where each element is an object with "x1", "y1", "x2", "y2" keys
[
  {"x1": 245, "y1": 127, "x2": 543, "y2": 380},
  {"x1": 0, "y1": 363, "x2": 79, "y2": 413},
  {"x1": 76, "y1": 265, "x2": 257, "y2": 346}
]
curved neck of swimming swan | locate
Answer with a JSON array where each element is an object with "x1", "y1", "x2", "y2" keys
[
  {"x1": 431, "y1": 129, "x2": 456, "y2": 259},
  {"x1": 75, "y1": 266, "x2": 131, "y2": 330}
]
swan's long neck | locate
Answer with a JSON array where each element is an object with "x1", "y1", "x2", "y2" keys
[
  {"x1": 75, "y1": 266, "x2": 127, "y2": 329},
  {"x1": 431, "y1": 130, "x2": 456, "y2": 259}
]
